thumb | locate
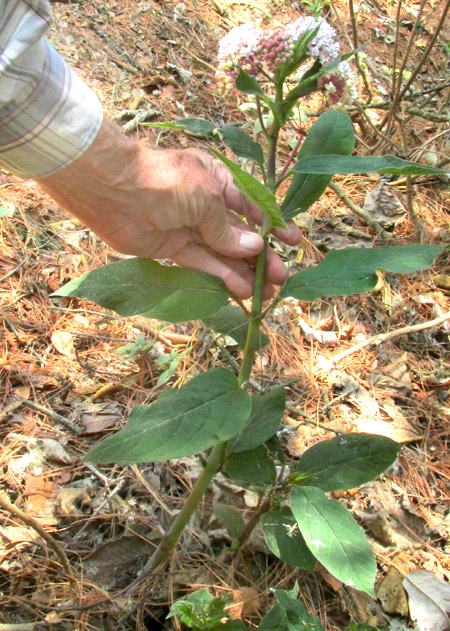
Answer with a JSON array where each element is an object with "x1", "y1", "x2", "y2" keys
[{"x1": 200, "y1": 208, "x2": 264, "y2": 258}]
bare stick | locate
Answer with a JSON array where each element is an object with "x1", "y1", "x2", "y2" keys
[
  {"x1": 348, "y1": 0, "x2": 372, "y2": 100},
  {"x1": 0, "y1": 491, "x2": 77, "y2": 588},
  {"x1": 320, "y1": 311, "x2": 450, "y2": 370},
  {"x1": 14, "y1": 395, "x2": 82, "y2": 435},
  {"x1": 328, "y1": 181, "x2": 392, "y2": 239}
]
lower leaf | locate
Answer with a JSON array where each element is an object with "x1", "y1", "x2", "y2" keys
[
  {"x1": 261, "y1": 507, "x2": 316, "y2": 570},
  {"x1": 86, "y1": 368, "x2": 251, "y2": 464},
  {"x1": 290, "y1": 486, "x2": 376, "y2": 595}
]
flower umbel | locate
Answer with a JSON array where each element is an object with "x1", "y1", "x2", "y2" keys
[
  {"x1": 216, "y1": 16, "x2": 343, "y2": 92},
  {"x1": 318, "y1": 60, "x2": 357, "y2": 106}
]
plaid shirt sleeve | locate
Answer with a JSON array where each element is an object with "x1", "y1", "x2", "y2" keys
[{"x1": 0, "y1": 0, "x2": 103, "y2": 179}]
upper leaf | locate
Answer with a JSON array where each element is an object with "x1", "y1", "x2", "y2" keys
[
  {"x1": 229, "y1": 387, "x2": 285, "y2": 453},
  {"x1": 203, "y1": 304, "x2": 269, "y2": 350},
  {"x1": 277, "y1": 25, "x2": 320, "y2": 82},
  {"x1": 235, "y1": 67, "x2": 264, "y2": 95},
  {"x1": 281, "y1": 244, "x2": 445, "y2": 302},
  {"x1": 290, "y1": 486, "x2": 377, "y2": 595},
  {"x1": 86, "y1": 368, "x2": 251, "y2": 464},
  {"x1": 54, "y1": 258, "x2": 229, "y2": 323},
  {"x1": 295, "y1": 433, "x2": 401, "y2": 492},
  {"x1": 147, "y1": 118, "x2": 216, "y2": 136},
  {"x1": 282, "y1": 110, "x2": 355, "y2": 219},
  {"x1": 292, "y1": 154, "x2": 447, "y2": 176},
  {"x1": 211, "y1": 150, "x2": 287, "y2": 229},
  {"x1": 218, "y1": 125, "x2": 264, "y2": 165}
]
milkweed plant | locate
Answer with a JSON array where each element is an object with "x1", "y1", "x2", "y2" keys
[{"x1": 55, "y1": 15, "x2": 446, "y2": 626}]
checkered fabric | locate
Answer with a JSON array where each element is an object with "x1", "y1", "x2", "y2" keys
[{"x1": 0, "y1": 0, "x2": 103, "y2": 178}]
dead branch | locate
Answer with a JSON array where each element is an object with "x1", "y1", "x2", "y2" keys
[
  {"x1": 320, "y1": 310, "x2": 450, "y2": 370},
  {"x1": 0, "y1": 491, "x2": 77, "y2": 588}
]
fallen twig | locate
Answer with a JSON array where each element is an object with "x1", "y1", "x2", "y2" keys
[
  {"x1": 14, "y1": 395, "x2": 82, "y2": 435},
  {"x1": 319, "y1": 310, "x2": 450, "y2": 370},
  {"x1": 0, "y1": 491, "x2": 77, "y2": 588},
  {"x1": 328, "y1": 181, "x2": 392, "y2": 239}
]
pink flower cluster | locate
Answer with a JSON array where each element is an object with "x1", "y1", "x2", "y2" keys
[
  {"x1": 216, "y1": 16, "x2": 355, "y2": 106},
  {"x1": 257, "y1": 29, "x2": 295, "y2": 72},
  {"x1": 318, "y1": 61, "x2": 357, "y2": 107}
]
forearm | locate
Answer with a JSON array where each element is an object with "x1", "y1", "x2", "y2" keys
[
  {"x1": 0, "y1": 1, "x2": 102, "y2": 178},
  {"x1": 37, "y1": 118, "x2": 144, "y2": 250}
]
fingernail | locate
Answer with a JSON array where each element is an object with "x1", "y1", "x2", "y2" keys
[{"x1": 239, "y1": 232, "x2": 263, "y2": 252}]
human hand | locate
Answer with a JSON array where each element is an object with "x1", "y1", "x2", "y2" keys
[{"x1": 38, "y1": 119, "x2": 301, "y2": 299}]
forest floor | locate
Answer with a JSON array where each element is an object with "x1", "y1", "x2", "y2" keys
[{"x1": 1, "y1": 0, "x2": 449, "y2": 629}]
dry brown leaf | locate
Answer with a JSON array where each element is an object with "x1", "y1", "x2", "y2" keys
[
  {"x1": 0, "y1": 525, "x2": 39, "y2": 546},
  {"x1": 346, "y1": 587, "x2": 388, "y2": 626},
  {"x1": 24, "y1": 474, "x2": 59, "y2": 528},
  {"x1": 434, "y1": 274, "x2": 450, "y2": 290},
  {"x1": 57, "y1": 487, "x2": 91, "y2": 515},
  {"x1": 13, "y1": 385, "x2": 31, "y2": 399},
  {"x1": 227, "y1": 587, "x2": 261, "y2": 618},
  {"x1": 376, "y1": 567, "x2": 409, "y2": 615},
  {"x1": 83, "y1": 535, "x2": 156, "y2": 588},
  {"x1": 354, "y1": 412, "x2": 422, "y2": 443},
  {"x1": 37, "y1": 438, "x2": 73, "y2": 464},
  {"x1": 51, "y1": 330, "x2": 75, "y2": 358},
  {"x1": 315, "y1": 563, "x2": 343, "y2": 592},
  {"x1": 403, "y1": 569, "x2": 450, "y2": 631},
  {"x1": 77, "y1": 403, "x2": 122, "y2": 434}
]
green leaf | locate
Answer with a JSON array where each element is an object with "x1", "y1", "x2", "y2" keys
[
  {"x1": 265, "y1": 434, "x2": 286, "y2": 465},
  {"x1": 217, "y1": 125, "x2": 264, "y2": 165},
  {"x1": 284, "y1": 45, "x2": 366, "y2": 111},
  {"x1": 146, "y1": 117, "x2": 216, "y2": 136},
  {"x1": 292, "y1": 154, "x2": 447, "y2": 176},
  {"x1": 167, "y1": 588, "x2": 237, "y2": 629},
  {"x1": 278, "y1": 25, "x2": 321, "y2": 81},
  {"x1": 347, "y1": 622, "x2": 386, "y2": 631},
  {"x1": 261, "y1": 507, "x2": 316, "y2": 570},
  {"x1": 295, "y1": 433, "x2": 401, "y2": 492},
  {"x1": 54, "y1": 258, "x2": 229, "y2": 323},
  {"x1": 211, "y1": 150, "x2": 287, "y2": 229},
  {"x1": 282, "y1": 110, "x2": 355, "y2": 219},
  {"x1": 86, "y1": 368, "x2": 251, "y2": 464},
  {"x1": 223, "y1": 444, "x2": 276, "y2": 491},
  {"x1": 290, "y1": 486, "x2": 377, "y2": 595},
  {"x1": 258, "y1": 604, "x2": 289, "y2": 631},
  {"x1": 213, "y1": 503, "x2": 245, "y2": 539},
  {"x1": 229, "y1": 387, "x2": 285, "y2": 453},
  {"x1": 274, "y1": 591, "x2": 324, "y2": 631},
  {"x1": 259, "y1": 590, "x2": 324, "y2": 631},
  {"x1": 203, "y1": 304, "x2": 269, "y2": 350},
  {"x1": 281, "y1": 244, "x2": 445, "y2": 302},
  {"x1": 235, "y1": 67, "x2": 264, "y2": 95}
]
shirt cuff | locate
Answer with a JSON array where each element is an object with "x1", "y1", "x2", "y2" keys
[{"x1": 0, "y1": 41, "x2": 103, "y2": 179}]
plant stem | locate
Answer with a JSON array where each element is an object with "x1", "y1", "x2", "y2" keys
[
  {"x1": 125, "y1": 92, "x2": 282, "y2": 596},
  {"x1": 238, "y1": 243, "x2": 268, "y2": 386},
  {"x1": 125, "y1": 440, "x2": 227, "y2": 593}
]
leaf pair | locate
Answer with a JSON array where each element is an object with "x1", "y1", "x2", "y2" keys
[{"x1": 262, "y1": 433, "x2": 402, "y2": 595}]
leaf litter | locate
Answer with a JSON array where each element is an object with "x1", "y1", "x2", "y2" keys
[{"x1": 1, "y1": 0, "x2": 450, "y2": 629}]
